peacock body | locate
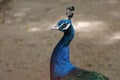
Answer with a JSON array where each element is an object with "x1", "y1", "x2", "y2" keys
[{"x1": 50, "y1": 19, "x2": 109, "y2": 80}]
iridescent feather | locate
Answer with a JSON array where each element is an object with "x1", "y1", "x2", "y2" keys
[{"x1": 50, "y1": 19, "x2": 109, "y2": 80}]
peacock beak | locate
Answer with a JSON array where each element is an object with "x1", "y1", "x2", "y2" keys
[{"x1": 51, "y1": 26, "x2": 59, "y2": 30}]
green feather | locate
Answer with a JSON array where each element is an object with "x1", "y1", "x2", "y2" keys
[{"x1": 62, "y1": 68, "x2": 109, "y2": 80}]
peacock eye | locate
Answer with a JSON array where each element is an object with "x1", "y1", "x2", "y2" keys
[{"x1": 62, "y1": 23, "x2": 67, "y2": 28}]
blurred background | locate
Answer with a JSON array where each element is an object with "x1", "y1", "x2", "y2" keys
[{"x1": 0, "y1": 0, "x2": 120, "y2": 80}]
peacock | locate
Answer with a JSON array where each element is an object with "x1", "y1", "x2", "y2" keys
[{"x1": 50, "y1": 6, "x2": 109, "y2": 80}]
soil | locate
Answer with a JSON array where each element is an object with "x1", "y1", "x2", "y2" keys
[{"x1": 0, "y1": 0, "x2": 120, "y2": 80}]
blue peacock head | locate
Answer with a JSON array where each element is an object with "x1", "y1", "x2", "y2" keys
[{"x1": 51, "y1": 19, "x2": 72, "y2": 32}]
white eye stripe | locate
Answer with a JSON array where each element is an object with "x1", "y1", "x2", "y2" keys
[
  {"x1": 62, "y1": 23, "x2": 70, "y2": 30},
  {"x1": 59, "y1": 23, "x2": 64, "y2": 27}
]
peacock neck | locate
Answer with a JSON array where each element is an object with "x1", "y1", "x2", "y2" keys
[
  {"x1": 56, "y1": 25, "x2": 75, "y2": 49},
  {"x1": 50, "y1": 25, "x2": 75, "y2": 80}
]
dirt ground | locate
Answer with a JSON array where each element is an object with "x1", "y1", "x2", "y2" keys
[{"x1": 0, "y1": 0, "x2": 120, "y2": 80}]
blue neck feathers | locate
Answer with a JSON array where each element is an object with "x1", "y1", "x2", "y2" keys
[
  {"x1": 50, "y1": 24, "x2": 75, "y2": 79},
  {"x1": 56, "y1": 25, "x2": 75, "y2": 49}
]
